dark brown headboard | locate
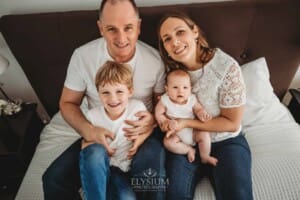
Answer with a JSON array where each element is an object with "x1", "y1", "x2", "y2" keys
[{"x1": 1, "y1": 0, "x2": 300, "y2": 117}]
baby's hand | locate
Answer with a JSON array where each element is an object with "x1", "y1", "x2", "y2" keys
[{"x1": 196, "y1": 109, "x2": 211, "y2": 122}]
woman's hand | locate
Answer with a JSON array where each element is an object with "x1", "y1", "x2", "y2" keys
[
  {"x1": 123, "y1": 111, "x2": 155, "y2": 140},
  {"x1": 159, "y1": 119, "x2": 171, "y2": 132},
  {"x1": 166, "y1": 118, "x2": 186, "y2": 135}
]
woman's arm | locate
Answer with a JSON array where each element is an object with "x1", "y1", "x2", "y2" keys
[{"x1": 178, "y1": 105, "x2": 244, "y2": 133}]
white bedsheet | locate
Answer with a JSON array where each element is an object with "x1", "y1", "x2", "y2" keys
[
  {"x1": 15, "y1": 112, "x2": 80, "y2": 200},
  {"x1": 194, "y1": 122, "x2": 300, "y2": 200},
  {"x1": 15, "y1": 112, "x2": 300, "y2": 200}
]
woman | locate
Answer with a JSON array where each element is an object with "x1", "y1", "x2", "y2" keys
[{"x1": 157, "y1": 12, "x2": 253, "y2": 200}]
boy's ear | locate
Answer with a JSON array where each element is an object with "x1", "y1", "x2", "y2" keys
[{"x1": 129, "y1": 87, "x2": 134, "y2": 97}]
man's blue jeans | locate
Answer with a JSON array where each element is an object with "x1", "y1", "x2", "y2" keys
[
  {"x1": 166, "y1": 134, "x2": 253, "y2": 200},
  {"x1": 42, "y1": 127, "x2": 166, "y2": 200}
]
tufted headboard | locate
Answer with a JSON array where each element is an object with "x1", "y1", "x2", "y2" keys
[{"x1": 1, "y1": 0, "x2": 300, "y2": 117}]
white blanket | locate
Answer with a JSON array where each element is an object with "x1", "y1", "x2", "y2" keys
[{"x1": 15, "y1": 113, "x2": 300, "y2": 200}]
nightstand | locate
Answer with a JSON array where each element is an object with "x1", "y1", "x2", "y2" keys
[
  {"x1": 0, "y1": 103, "x2": 44, "y2": 194},
  {"x1": 288, "y1": 88, "x2": 300, "y2": 124}
]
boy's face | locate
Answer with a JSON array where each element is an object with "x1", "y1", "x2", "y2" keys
[
  {"x1": 165, "y1": 74, "x2": 192, "y2": 105},
  {"x1": 98, "y1": 82, "x2": 133, "y2": 120}
]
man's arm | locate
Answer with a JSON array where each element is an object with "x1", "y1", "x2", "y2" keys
[
  {"x1": 59, "y1": 87, "x2": 92, "y2": 140},
  {"x1": 59, "y1": 87, "x2": 115, "y2": 153}
]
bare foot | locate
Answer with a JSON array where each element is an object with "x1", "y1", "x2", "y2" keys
[
  {"x1": 201, "y1": 156, "x2": 218, "y2": 166},
  {"x1": 187, "y1": 148, "x2": 196, "y2": 163}
]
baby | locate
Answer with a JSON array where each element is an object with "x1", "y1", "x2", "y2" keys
[{"x1": 155, "y1": 69, "x2": 217, "y2": 165}]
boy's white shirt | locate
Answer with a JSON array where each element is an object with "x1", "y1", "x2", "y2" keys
[{"x1": 86, "y1": 99, "x2": 147, "y2": 172}]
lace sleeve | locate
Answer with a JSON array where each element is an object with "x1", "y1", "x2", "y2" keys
[{"x1": 219, "y1": 64, "x2": 246, "y2": 108}]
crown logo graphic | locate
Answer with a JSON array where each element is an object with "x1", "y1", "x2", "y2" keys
[{"x1": 143, "y1": 168, "x2": 157, "y2": 177}]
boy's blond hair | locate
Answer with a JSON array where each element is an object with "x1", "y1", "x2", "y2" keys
[{"x1": 95, "y1": 61, "x2": 133, "y2": 90}]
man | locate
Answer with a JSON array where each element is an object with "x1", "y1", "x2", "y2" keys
[{"x1": 42, "y1": 0, "x2": 166, "y2": 199}]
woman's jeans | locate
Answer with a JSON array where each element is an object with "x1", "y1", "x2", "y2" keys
[
  {"x1": 166, "y1": 134, "x2": 253, "y2": 200},
  {"x1": 42, "y1": 128, "x2": 166, "y2": 200}
]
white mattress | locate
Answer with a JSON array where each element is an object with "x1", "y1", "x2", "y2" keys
[
  {"x1": 15, "y1": 112, "x2": 300, "y2": 200},
  {"x1": 194, "y1": 122, "x2": 300, "y2": 200},
  {"x1": 15, "y1": 112, "x2": 80, "y2": 200}
]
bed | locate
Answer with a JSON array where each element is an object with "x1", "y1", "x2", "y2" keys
[{"x1": 1, "y1": 0, "x2": 300, "y2": 199}]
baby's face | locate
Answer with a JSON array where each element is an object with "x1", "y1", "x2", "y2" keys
[{"x1": 165, "y1": 75, "x2": 192, "y2": 104}]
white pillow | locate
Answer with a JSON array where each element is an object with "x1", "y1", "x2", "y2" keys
[{"x1": 241, "y1": 57, "x2": 293, "y2": 127}]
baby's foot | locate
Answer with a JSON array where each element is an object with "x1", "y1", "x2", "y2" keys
[
  {"x1": 187, "y1": 148, "x2": 196, "y2": 163},
  {"x1": 201, "y1": 156, "x2": 218, "y2": 166}
]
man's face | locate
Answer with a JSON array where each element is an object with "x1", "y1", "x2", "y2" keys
[{"x1": 98, "y1": 1, "x2": 141, "y2": 63}]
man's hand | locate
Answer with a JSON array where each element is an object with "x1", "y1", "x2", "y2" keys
[
  {"x1": 82, "y1": 126, "x2": 116, "y2": 156},
  {"x1": 127, "y1": 130, "x2": 151, "y2": 159},
  {"x1": 123, "y1": 110, "x2": 155, "y2": 140}
]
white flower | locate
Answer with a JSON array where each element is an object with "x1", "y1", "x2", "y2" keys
[
  {"x1": 0, "y1": 99, "x2": 8, "y2": 107},
  {"x1": 0, "y1": 99, "x2": 22, "y2": 116}
]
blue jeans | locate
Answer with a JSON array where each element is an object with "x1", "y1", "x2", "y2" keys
[
  {"x1": 80, "y1": 144, "x2": 135, "y2": 200},
  {"x1": 43, "y1": 127, "x2": 166, "y2": 200},
  {"x1": 166, "y1": 134, "x2": 253, "y2": 200},
  {"x1": 42, "y1": 139, "x2": 82, "y2": 200}
]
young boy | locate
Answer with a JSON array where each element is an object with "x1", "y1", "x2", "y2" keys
[
  {"x1": 155, "y1": 69, "x2": 217, "y2": 165},
  {"x1": 80, "y1": 61, "x2": 148, "y2": 199}
]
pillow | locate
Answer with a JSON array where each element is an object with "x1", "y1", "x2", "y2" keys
[{"x1": 241, "y1": 57, "x2": 293, "y2": 127}]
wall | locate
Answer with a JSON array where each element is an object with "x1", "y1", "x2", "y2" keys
[
  {"x1": 0, "y1": 0, "x2": 227, "y2": 122},
  {"x1": 0, "y1": 0, "x2": 299, "y2": 122}
]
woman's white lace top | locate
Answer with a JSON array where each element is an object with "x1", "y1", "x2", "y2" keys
[{"x1": 188, "y1": 48, "x2": 246, "y2": 142}]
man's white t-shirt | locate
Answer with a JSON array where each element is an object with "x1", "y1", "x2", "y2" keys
[
  {"x1": 86, "y1": 99, "x2": 147, "y2": 172},
  {"x1": 64, "y1": 38, "x2": 165, "y2": 112}
]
